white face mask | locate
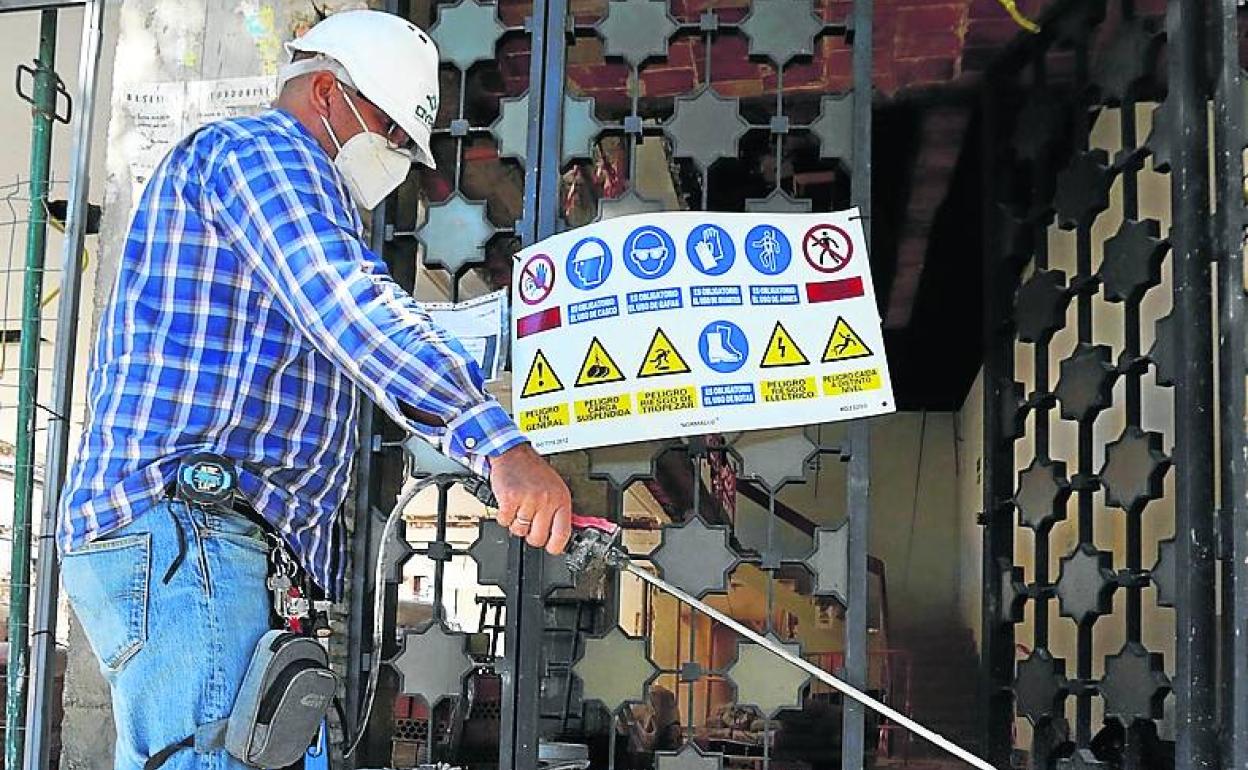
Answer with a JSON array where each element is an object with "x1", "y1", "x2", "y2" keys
[{"x1": 320, "y1": 83, "x2": 411, "y2": 210}]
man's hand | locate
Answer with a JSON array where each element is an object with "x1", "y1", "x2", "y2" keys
[{"x1": 489, "y1": 443, "x2": 573, "y2": 554}]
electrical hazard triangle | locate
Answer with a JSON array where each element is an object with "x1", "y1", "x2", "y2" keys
[
  {"x1": 822, "y1": 317, "x2": 873, "y2": 363},
  {"x1": 575, "y1": 337, "x2": 626, "y2": 387},
  {"x1": 637, "y1": 328, "x2": 692, "y2": 378},
  {"x1": 760, "y1": 321, "x2": 810, "y2": 368},
  {"x1": 520, "y1": 350, "x2": 565, "y2": 398}
]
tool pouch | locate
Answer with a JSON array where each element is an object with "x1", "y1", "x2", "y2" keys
[{"x1": 145, "y1": 631, "x2": 338, "y2": 770}]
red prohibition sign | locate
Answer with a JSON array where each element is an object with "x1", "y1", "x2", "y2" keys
[
  {"x1": 519, "y1": 253, "x2": 556, "y2": 305},
  {"x1": 802, "y1": 224, "x2": 853, "y2": 274}
]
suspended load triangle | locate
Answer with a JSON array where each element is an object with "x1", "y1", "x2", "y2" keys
[{"x1": 575, "y1": 337, "x2": 626, "y2": 387}]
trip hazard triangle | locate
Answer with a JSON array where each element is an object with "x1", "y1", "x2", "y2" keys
[
  {"x1": 637, "y1": 328, "x2": 692, "y2": 378},
  {"x1": 760, "y1": 321, "x2": 810, "y2": 368},
  {"x1": 575, "y1": 337, "x2": 626, "y2": 387},
  {"x1": 520, "y1": 350, "x2": 565, "y2": 398},
  {"x1": 822, "y1": 317, "x2": 873, "y2": 363}
]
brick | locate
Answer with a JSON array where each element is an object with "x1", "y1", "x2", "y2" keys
[
  {"x1": 640, "y1": 67, "x2": 698, "y2": 97},
  {"x1": 567, "y1": 63, "x2": 628, "y2": 93},
  {"x1": 497, "y1": 0, "x2": 530, "y2": 26},
  {"x1": 705, "y1": 34, "x2": 767, "y2": 82},
  {"x1": 567, "y1": 36, "x2": 606, "y2": 66},
  {"x1": 894, "y1": 4, "x2": 968, "y2": 60},
  {"x1": 710, "y1": 78, "x2": 769, "y2": 99},
  {"x1": 894, "y1": 56, "x2": 958, "y2": 88},
  {"x1": 665, "y1": 36, "x2": 699, "y2": 69},
  {"x1": 783, "y1": 57, "x2": 825, "y2": 90},
  {"x1": 821, "y1": 37, "x2": 854, "y2": 81}
]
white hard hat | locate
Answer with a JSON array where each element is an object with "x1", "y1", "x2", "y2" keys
[{"x1": 288, "y1": 10, "x2": 440, "y2": 168}]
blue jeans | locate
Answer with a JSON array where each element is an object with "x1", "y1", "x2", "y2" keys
[{"x1": 60, "y1": 499, "x2": 272, "y2": 770}]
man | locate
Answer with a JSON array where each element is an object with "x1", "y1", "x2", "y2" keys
[{"x1": 57, "y1": 10, "x2": 571, "y2": 770}]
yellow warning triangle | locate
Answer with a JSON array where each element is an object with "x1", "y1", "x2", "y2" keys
[
  {"x1": 575, "y1": 337, "x2": 626, "y2": 387},
  {"x1": 822, "y1": 317, "x2": 873, "y2": 363},
  {"x1": 637, "y1": 328, "x2": 692, "y2": 378},
  {"x1": 760, "y1": 321, "x2": 810, "y2": 368},
  {"x1": 520, "y1": 350, "x2": 565, "y2": 398}
]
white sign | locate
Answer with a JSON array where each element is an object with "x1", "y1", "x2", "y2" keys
[
  {"x1": 510, "y1": 209, "x2": 896, "y2": 454},
  {"x1": 424, "y1": 290, "x2": 508, "y2": 382}
]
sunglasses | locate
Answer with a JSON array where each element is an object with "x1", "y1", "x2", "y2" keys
[{"x1": 340, "y1": 83, "x2": 416, "y2": 155}]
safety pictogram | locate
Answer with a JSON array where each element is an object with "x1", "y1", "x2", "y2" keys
[
  {"x1": 802, "y1": 224, "x2": 853, "y2": 274},
  {"x1": 760, "y1": 321, "x2": 810, "y2": 368},
  {"x1": 822, "y1": 317, "x2": 873, "y2": 363},
  {"x1": 520, "y1": 350, "x2": 565, "y2": 398},
  {"x1": 518, "y1": 253, "x2": 556, "y2": 305},
  {"x1": 744, "y1": 224, "x2": 792, "y2": 275},
  {"x1": 638, "y1": 328, "x2": 692, "y2": 378},
  {"x1": 698, "y1": 320, "x2": 749, "y2": 374},
  {"x1": 575, "y1": 337, "x2": 626, "y2": 387}
]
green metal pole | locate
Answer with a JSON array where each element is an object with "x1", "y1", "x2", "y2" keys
[{"x1": 8, "y1": 11, "x2": 58, "y2": 770}]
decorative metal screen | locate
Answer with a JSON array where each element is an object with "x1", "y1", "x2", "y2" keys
[
  {"x1": 980, "y1": 2, "x2": 1247, "y2": 769},
  {"x1": 348, "y1": 2, "x2": 880, "y2": 770}
]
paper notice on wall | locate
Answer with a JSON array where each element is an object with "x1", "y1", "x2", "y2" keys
[
  {"x1": 185, "y1": 77, "x2": 277, "y2": 126},
  {"x1": 424, "y1": 290, "x2": 508, "y2": 382},
  {"x1": 119, "y1": 82, "x2": 188, "y2": 198},
  {"x1": 121, "y1": 76, "x2": 275, "y2": 202}
]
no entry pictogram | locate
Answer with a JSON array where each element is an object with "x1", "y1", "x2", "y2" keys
[
  {"x1": 802, "y1": 224, "x2": 853, "y2": 274},
  {"x1": 519, "y1": 253, "x2": 556, "y2": 305}
]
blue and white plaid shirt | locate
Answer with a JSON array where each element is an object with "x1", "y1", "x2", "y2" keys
[{"x1": 59, "y1": 110, "x2": 526, "y2": 596}]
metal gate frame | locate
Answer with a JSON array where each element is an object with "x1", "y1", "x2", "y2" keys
[
  {"x1": 348, "y1": 1, "x2": 879, "y2": 770},
  {"x1": 980, "y1": 2, "x2": 1248, "y2": 769}
]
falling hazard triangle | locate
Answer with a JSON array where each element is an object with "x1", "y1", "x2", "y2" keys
[
  {"x1": 760, "y1": 321, "x2": 810, "y2": 368},
  {"x1": 520, "y1": 350, "x2": 565, "y2": 398},
  {"x1": 822, "y1": 317, "x2": 873, "y2": 363}
]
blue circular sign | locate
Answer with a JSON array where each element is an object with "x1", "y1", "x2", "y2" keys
[
  {"x1": 686, "y1": 224, "x2": 736, "y2": 276},
  {"x1": 623, "y1": 225, "x2": 677, "y2": 280},
  {"x1": 566, "y1": 237, "x2": 612, "y2": 291},
  {"x1": 698, "y1": 320, "x2": 750, "y2": 374},
  {"x1": 744, "y1": 225, "x2": 792, "y2": 275}
]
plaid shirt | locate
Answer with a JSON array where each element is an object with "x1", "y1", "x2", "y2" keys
[{"x1": 59, "y1": 110, "x2": 525, "y2": 596}]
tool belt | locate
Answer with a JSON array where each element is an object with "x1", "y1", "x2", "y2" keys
[{"x1": 146, "y1": 453, "x2": 339, "y2": 770}]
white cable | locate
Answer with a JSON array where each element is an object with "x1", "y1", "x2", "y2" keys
[
  {"x1": 346, "y1": 474, "x2": 440, "y2": 758},
  {"x1": 623, "y1": 563, "x2": 998, "y2": 770}
]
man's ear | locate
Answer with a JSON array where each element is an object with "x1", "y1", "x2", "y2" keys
[{"x1": 309, "y1": 71, "x2": 337, "y2": 118}]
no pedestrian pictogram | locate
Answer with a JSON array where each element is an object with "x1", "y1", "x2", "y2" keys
[{"x1": 802, "y1": 224, "x2": 853, "y2": 274}]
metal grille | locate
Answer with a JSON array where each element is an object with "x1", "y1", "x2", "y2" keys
[
  {"x1": 354, "y1": 2, "x2": 879, "y2": 770},
  {"x1": 979, "y1": 2, "x2": 1236, "y2": 768}
]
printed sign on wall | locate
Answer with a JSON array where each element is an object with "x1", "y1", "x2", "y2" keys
[{"x1": 511, "y1": 209, "x2": 896, "y2": 454}]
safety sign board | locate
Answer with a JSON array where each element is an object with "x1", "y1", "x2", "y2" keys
[{"x1": 511, "y1": 208, "x2": 896, "y2": 454}]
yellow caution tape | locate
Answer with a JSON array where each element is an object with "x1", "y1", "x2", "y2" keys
[{"x1": 998, "y1": 0, "x2": 1041, "y2": 34}]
